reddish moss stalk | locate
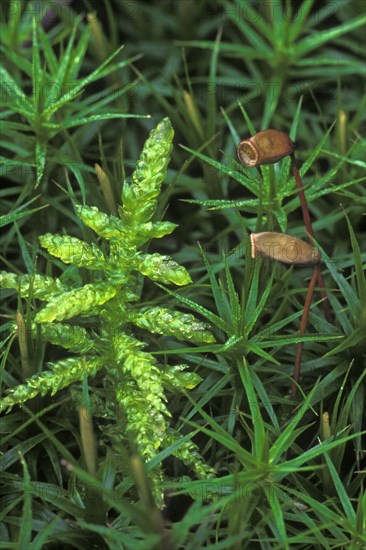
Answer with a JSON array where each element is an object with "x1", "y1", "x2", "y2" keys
[
  {"x1": 291, "y1": 155, "x2": 333, "y2": 324},
  {"x1": 291, "y1": 267, "x2": 318, "y2": 396}
]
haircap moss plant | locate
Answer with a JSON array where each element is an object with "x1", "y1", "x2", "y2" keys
[
  {"x1": 237, "y1": 128, "x2": 332, "y2": 325},
  {"x1": 237, "y1": 126, "x2": 334, "y2": 396},
  {"x1": 0, "y1": 118, "x2": 215, "y2": 502}
]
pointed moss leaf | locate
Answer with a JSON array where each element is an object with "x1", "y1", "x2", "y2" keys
[
  {"x1": 54, "y1": 113, "x2": 147, "y2": 130},
  {"x1": 323, "y1": 328, "x2": 365, "y2": 358},
  {"x1": 35, "y1": 139, "x2": 47, "y2": 187},
  {"x1": 345, "y1": 214, "x2": 366, "y2": 313},
  {"x1": 39, "y1": 233, "x2": 108, "y2": 270},
  {"x1": 75, "y1": 204, "x2": 125, "y2": 239},
  {"x1": 0, "y1": 356, "x2": 104, "y2": 413},
  {"x1": 42, "y1": 43, "x2": 126, "y2": 116},
  {"x1": 296, "y1": 14, "x2": 366, "y2": 56},
  {"x1": 138, "y1": 254, "x2": 192, "y2": 286},
  {"x1": 40, "y1": 323, "x2": 94, "y2": 353},
  {"x1": 274, "y1": 208, "x2": 287, "y2": 232},
  {"x1": 35, "y1": 283, "x2": 117, "y2": 322},
  {"x1": 121, "y1": 118, "x2": 174, "y2": 224},
  {"x1": 0, "y1": 65, "x2": 31, "y2": 109},
  {"x1": 0, "y1": 204, "x2": 47, "y2": 228},
  {"x1": 0, "y1": 271, "x2": 66, "y2": 299},
  {"x1": 131, "y1": 307, "x2": 215, "y2": 343}
]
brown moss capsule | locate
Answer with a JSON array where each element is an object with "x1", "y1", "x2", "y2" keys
[
  {"x1": 250, "y1": 232, "x2": 320, "y2": 266},
  {"x1": 237, "y1": 129, "x2": 295, "y2": 167}
]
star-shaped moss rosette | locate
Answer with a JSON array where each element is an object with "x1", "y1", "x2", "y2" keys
[{"x1": 0, "y1": 118, "x2": 215, "y2": 495}]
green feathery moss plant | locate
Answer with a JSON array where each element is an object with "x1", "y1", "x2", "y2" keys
[
  {"x1": 0, "y1": 16, "x2": 144, "y2": 190},
  {"x1": 0, "y1": 118, "x2": 215, "y2": 501}
]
